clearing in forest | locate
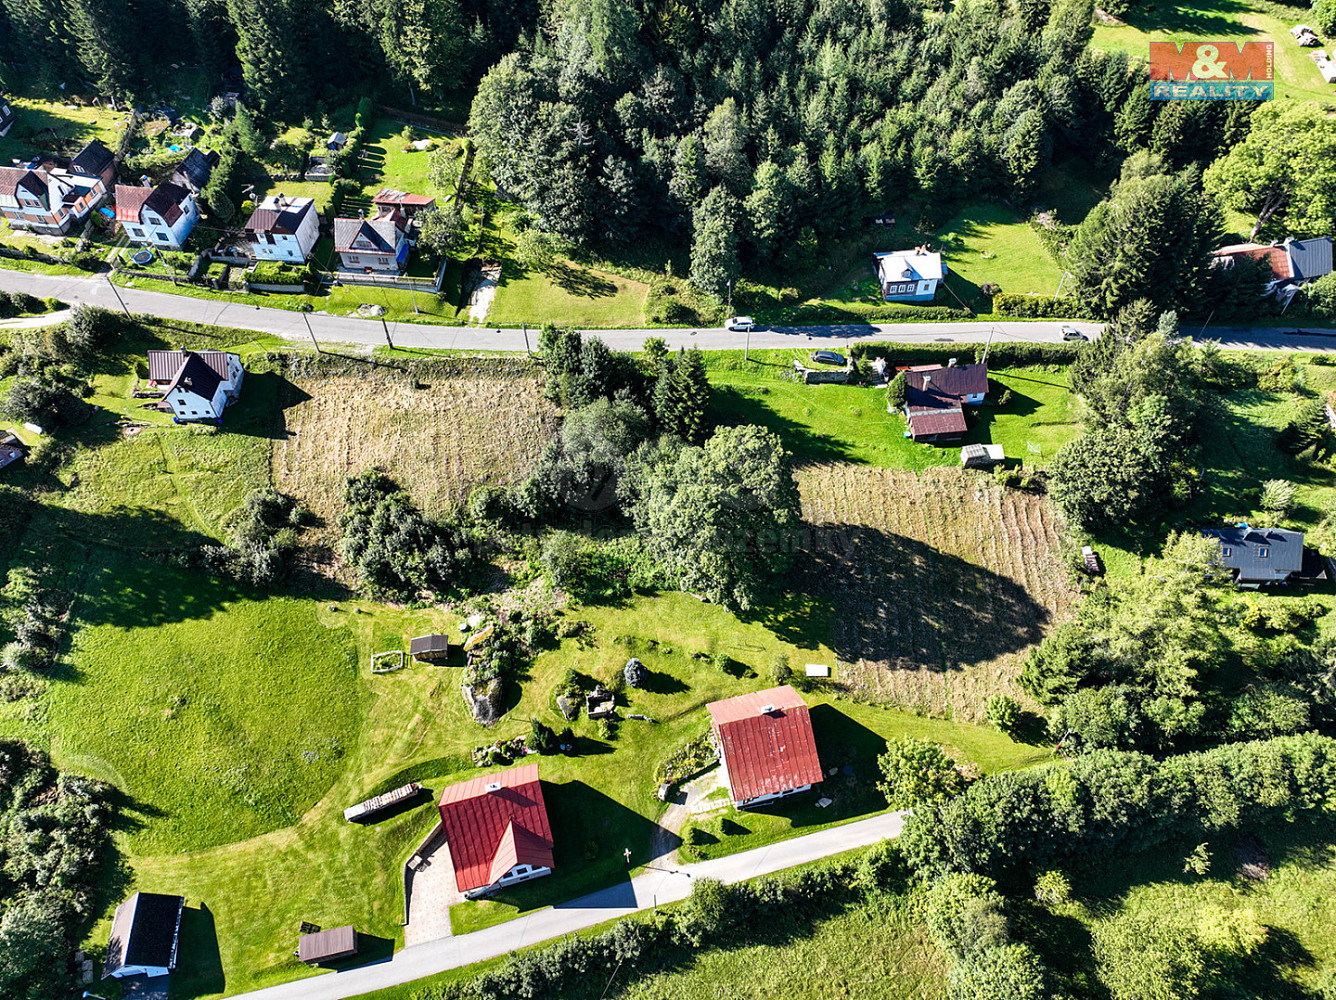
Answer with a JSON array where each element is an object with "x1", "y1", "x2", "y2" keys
[
  {"x1": 271, "y1": 358, "x2": 557, "y2": 523},
  {"x1": 795, "y1": 464, "x2": 1077, "y2": 721}
]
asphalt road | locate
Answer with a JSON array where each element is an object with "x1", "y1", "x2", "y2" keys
[
  {"x1": 226, "y1": 810, "x2": 906, "y2": 1000},
  {"x1": 3, "y1": 267, "x2": 1336, "y2": 353}
]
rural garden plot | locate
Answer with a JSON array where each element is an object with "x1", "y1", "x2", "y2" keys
[
  {"x1": 271, "y1": 365, "x2": 557, "y2": 523},
  {"x1": 796, "y1": 464, "x2": 1076, "y2": 721}
]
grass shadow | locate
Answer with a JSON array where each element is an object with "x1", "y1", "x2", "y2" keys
[
  {"x1": 642, "y1": 670, "x2": 689, "y2": 695},
  {"x1": 543, "y1": 261, "x2": 617, "y2": 299}
]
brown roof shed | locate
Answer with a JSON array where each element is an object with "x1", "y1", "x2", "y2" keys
[{"x1": 297, "y1": 925, "x2": 358, "y2": 964}]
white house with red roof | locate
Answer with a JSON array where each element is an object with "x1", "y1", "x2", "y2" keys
[
  {"x1": 706, "y1": 685, "x2": 824, "y2": 809},
  {"x1": 115, "y1": 181, "x2": 199, "y2": 249},
  {"x1": 437, "y1": 764, "x2": 554, "y2": 899}
]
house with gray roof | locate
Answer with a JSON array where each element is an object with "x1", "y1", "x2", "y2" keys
[
  {"x1": 102, "y1": 892, "x2": 184, "y2": 980},
  {"x1": 334, "y1": 209, "x2": 408, "y2": 274},
  {"x1": 1211, "y1": 236, "x2": 1333, "y2": 307},
  {"x1": 1200, "y1": 525, "x2": 1328, "y2": 588}
]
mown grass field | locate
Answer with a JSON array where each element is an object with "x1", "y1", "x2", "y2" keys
[
  {"x1": 1090, "y1": 0, "x2": 1336, "y2": 103},
  {"x1": 0, "y1": 93, "x2": 129, "y2": 163},
  {"x1": 270, "y1": 359, "x2": 557, "y2": 524},
  {"x1": 795, "y1": 464, "x2": 1076, "y2": 719}
]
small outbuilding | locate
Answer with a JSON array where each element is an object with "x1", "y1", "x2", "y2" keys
[
  {"x1": 961, "y1": 443, "x2": 1005, "y2": 468},
  {"x1": 103, "y1": 892, "x2": 185, "y2": 980},
  {"x1": 410, "y1": 634, "x2": 454, "y2": 662},
  {"x1": 297, "y1": 925, "x2": 359, "y2": 964}
]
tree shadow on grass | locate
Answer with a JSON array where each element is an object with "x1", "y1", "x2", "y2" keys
[
  {"x1": 767, "y1": 524, "x2": 1051, "y2": 671},
  {"x1": 544, "y1": 261, "x2": 617, "y2": 299},
  {"x1": 642, "y1": 670, "x2": 688, "y2": 695},
  {"x1": 709, "y1": 387, "x2": 862, "y2": 464}
]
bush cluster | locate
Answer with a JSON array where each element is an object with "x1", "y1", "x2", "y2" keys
[
  {"x1": 203, "y1": 489, "x2": 311, "y2": 588},
  {"x1": 991, "y1": 292, "x2": 1092, "y2": 319},
  {"x1": 900, "y1": 733, "x2": 1336, "y2": 880},
  {"x1": 0, "y1": 742, "x2": 115, "y2": 999}
]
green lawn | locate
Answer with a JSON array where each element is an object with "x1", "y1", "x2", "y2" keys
[
  {"x1": 1091, "y1": 0, "x2": 1336, "y2": 103},
  {"x1": 357, "y1": 118, "x2": 459, "y2": 202},
  {"x1": 0, "y1": 94, "x2": 130, "y2": 164},
  {"x1": 706, "y1": 352, "x2": 1079, "y2": 470},
  {"x1": 487, "y1": 258, "x2": 652, "y2": 328}
]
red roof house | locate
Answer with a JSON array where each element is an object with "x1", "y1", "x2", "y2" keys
[
  {"x1": 706, "y1": 685, "x2": 823, "y2": 808},
  {"x1": 372, "y1": 188, "x2": 436, "y2": 218},
  {"x1": 437, "y1": 764, "x2": 554, "y2": 898},
  {"x1": 900, "y1": 361, "x2": 988, "y2": 443}
]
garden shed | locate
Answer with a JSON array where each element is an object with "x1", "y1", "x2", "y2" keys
[
  {"x1": 297, "y1": 925, "x2": 358, "y2": 964},
  {"x1": 410, "y1": 634, "x2": 455, "y2": 662}
]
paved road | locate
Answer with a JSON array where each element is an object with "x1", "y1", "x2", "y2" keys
[
  {"x1": 4, "y1": 266, "x2": 1336, "y2": 353},
  {"x1": 226, "y1": 810, "x2": 905, "y2": 1000},
  {"x1": 0, "y1": 307, "x2": 73, "y2": 330}
]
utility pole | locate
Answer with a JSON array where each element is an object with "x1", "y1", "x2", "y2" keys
[
  {"x1": 745, "y1": 322, "x2": 751, "y2": 362},
  {"x1": 408, "y1": 281, "x2": 420, "y2": 314},
  {"x1": 982, "y1": 325, "x2": 996, "y2": 367},
  {"x1": 381, "y1": 316, "x2": 394, "y2": 350},
  {"x1": 106, "y1": 274, "x2": 131, "y2": 317},
  {"x1": 726, "y1": 278, "x2": 733, "y2": 318},
  {"x1": 301, "y1": 310, "x2": 321, "y2": 354},
  {"x1": 522, "y1": 323, "x2": 531, "y2": 355},
  {"x1": 1052, "y1": 271, "x2": 1069, "y2": 305}
]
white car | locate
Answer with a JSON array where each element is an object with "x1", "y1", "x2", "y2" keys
[
  {"x1": 725, "y1": 316, "x2": 756, "y2": 332},
  {"x1": 1061, "y1": 326, "x2": 1088, "y2": 342}
]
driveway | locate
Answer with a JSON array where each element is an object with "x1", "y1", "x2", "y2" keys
[
  {"x1": 225, "y1": 809, "x2": 906, "y2": 1000},
  {"x1": 650, "y1": 770, "x2": 725, "y2": 864},
  {"x1": 403, "y1": 839, "x2": 464, "y2": 947}
]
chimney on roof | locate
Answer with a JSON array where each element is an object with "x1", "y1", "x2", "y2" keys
[
  {"x1": 485, "y1": 781, "x2": 501, "y2": 792},
  {"x1": 948, "y1": 357, "x2": 957, "y2": 367},
  {"x1": 759, "y1": 704, "x2": 776, "y2": 715},
  {"x1": 923, "y1": 375, "x2": 931, "y2": 386}
]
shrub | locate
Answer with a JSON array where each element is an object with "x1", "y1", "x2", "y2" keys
[
  {"x1": 886, "y1": 371, "x2": 907, "y2": 410},
  {"x1": 992, "y1": 292, "x2": 1092, "y2": 319},
  {"x1": 1032, "y1": 869, "x2": 1070, "y2": 905},
  {"x1": 984, "y1": 694, "x2": 1022, "y2": 735},
  {"x1": 1258, "y1": 478, "x2": 1295, "y2": 513},
  {"x1": 1314, "y1": 0, "x2": 1336, "y2": 39},
  {"x1": 877, "y1": 737, "x2": 965, "y2": 809},
  {"x1": 529, "y1": 719, "x2": 557, "y2": 754},
  {"x1": 947, "y1": 944, "x2": 1048, "y2": 1000},
  {"x1": 771, "y1": 652, "x2": 792, "y2": 685},
  {"x1": 1257, "y1": 358, "x2": 1300, "y2": 393},
  {"x1": 925, "y1": 872, "x2": 1009, "y2": 961},
  {"x1": 1277, "y1": 399, "x2": 1329, "y2": 455},
  {"x1": 623, "y1": 657, "x2": 647, "y2": 688}
]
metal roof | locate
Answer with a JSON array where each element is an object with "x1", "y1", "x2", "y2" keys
[
  {"x1": 874, "y1": 248, "x2": 945, "y2": 282},
  {"x1": 1287, "y1": 237, "x2": 1333, "y2": 281},
  {"x1": 103, "y1": 892, "x2": 184, "y2": 977},
  {"x1": 1201, "y1": 526, "x2": 1305, "y2": 581},
  {"x1": 437, "y1": 764, "x2": 553, "y2": 892},
  {"x1": 706, "y1": 686, "x2": 823, "y2": 803}
]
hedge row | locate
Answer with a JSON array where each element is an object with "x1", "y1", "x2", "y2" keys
[
  {"x1": 992, "y1": 292, "x2": 1094, "y2": 320},
  {"x1": 849, "y1": 341, "x2": 1083, "y2": 367},
  {"x1": 900, "y1": 733, "x2": 1336, "y2": 880},
  {"x1": 414, "y1": 847, "x2": 901, "y2": 1000},
  {"x1": 787, "y1": 300, "x2": 972, "y2": 324}
]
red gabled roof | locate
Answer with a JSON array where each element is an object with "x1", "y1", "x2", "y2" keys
[
  {"x1": 438, "y1": 764, "x2": 553, "y2": 892},
  {"x1": 373, "y1": 188, "x2": 435, "y2": 208},
  {"x1": 706, "y1": 685, "x2": 823, "y2": 803},
  {"x1": 114, "y1": 184, "x2": 153, "y2": 222},
  {"x1": 1212, "y1": 243, "x2": 1291, "y2": 281},
  {"x1": 904, "y1": 363, "x2": 988, "y2": 399}
]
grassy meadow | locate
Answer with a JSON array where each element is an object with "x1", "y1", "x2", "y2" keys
[{"x1": 1091, "y1": 0, "x2": 1336, "y2": 104}]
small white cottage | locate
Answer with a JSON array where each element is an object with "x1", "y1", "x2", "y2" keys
[{"x1": 147, "y1": 349, "x2": 244, "y2": 422}]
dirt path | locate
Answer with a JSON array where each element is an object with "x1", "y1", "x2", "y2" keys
[{"x1": 651, "y1": 771, "x2": 723, "y2": 864}]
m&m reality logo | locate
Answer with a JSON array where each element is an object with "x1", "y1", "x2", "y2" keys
[{"x1": 1148, "y1": 41, "x2": 1274, "y2": 100}]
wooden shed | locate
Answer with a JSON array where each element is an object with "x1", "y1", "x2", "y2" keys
[
  {"x1": 297, "y1": 925, "x2": 358, "y2": 964},
  {"x1": 343, "y1": 782, "x2": 423, "y2": 823},
  {"x1": 410, "y1": 634, "x2": 454, "y2": 663}
]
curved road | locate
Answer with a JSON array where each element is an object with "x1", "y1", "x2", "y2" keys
[
  {"x1": 4, "y1": 267, "x2": 1336, "y2": 353},
  {"x1": 229, "y1": 810, "x2": 905, "y2": 1000}
]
